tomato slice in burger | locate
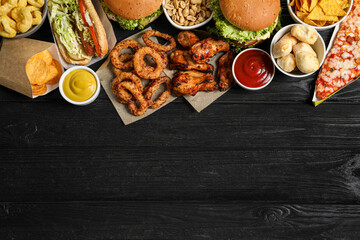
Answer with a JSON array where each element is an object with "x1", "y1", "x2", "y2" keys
[{"x1": 79, "y1": 0, "x2": 101, "y2": 57}]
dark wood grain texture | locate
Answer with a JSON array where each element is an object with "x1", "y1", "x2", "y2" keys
[
  {"x1": 1, "y1": 202, "x2": 360, "y2": 240},
  {"x1": 1, "y1": 0, "x2": 360, "y2": 238}
]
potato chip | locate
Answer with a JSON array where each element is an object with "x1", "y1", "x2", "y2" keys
[
  {"x1": 31, "y1": 84, "x2": 47, "y2": 95},
  {"x1": 26, "y1": 57, "x2": 48, "y2": 85},
  {"x1": 46, "y1": 60, "x2": 62, "y2": 85},
  {"x1": 44, "y1": 62, "x2": 58, "y2": 82},
  {"x1": 33, "y1": 49, "x2": 53, "y2": 65},
  {"x1": 290, "y1": 0, "x2": 296, "y2": 6},
  {"x1": 319, "y1": 0, "x2": 347, "y2": 16}
]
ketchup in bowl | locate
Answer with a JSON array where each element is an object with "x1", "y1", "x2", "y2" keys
[{"x1": 232, "y1": 48, "x2": 275, "y2": 90}]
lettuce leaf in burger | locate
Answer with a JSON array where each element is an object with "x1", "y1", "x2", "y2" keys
[
  {"x1": 210, "y1": 0, "x2": 281, "y2": 52},
  {"x1": 101, "y1": 0, "x2": 163, "y2": 30}
]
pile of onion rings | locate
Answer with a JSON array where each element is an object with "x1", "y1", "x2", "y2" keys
[{"x1": 110, "y1": 30, "x2": 177, "y2": 116}]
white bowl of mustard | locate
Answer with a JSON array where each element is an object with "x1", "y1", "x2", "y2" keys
[{"x1": 59, "y1": 66, "x2": 100, "y2": 106}]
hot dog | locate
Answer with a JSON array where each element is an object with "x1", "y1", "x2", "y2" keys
[{"x1": 48, "y1": 0, "x2": 108, "y2": 65}]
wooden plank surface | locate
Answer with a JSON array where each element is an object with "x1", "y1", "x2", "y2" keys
[
  {"x1": 0, "y1": 202, "x2": 360, "y2": 239},
  {"x1": 1, "y1": 0, "x2": 360, "y2": 238},
  {"x1": 0, "y1": 148, "x2": 360, "y2": 202}
]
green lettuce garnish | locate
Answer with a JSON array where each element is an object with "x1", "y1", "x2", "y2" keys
[
  {"x1": 209, "y1": 0, "x2": 281, "y2": 52},
  {"x1": 101, "y1": 1, "x2": 162, "y2": 30}
]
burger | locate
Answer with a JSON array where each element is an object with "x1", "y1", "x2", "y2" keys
[
  {"x1": 210, "y1": 0, "x2": 281, "y2": 52},
  {"x1": 48, "y1": 0, "x2": 108, "y2": 65},
  {"x1": 101, "y1": 0, "x2": 163, "y2": 30}
]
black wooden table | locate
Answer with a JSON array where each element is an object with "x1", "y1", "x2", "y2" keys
[{"x1": 1, "y1": 1, "x2": 360, "y2": 239}]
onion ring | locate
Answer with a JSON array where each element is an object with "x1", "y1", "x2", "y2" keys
[
  {"x1": 142, "y1": 30, "x2": 176, "y2": 52},
  {"x1": 117, "y1": 81, "x2": 148, "y2": 116},
  {"x1": 133, "y1": 46, "x2": 164, "y2": 79},
  {"x1": 144, "y1": 76, "x2": 171, "y2": 109},
  {"x1": 110, "y1": 40, "x2": 142, "y2": 70},
  {"x1": 112, "y1": 72, "x2": 143, "y2": 104}
]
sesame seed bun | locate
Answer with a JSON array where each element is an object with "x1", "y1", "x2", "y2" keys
[
  {"x1": 104, "y1": 0, "x2": 163, "y2": 20},
  {"x1": 219, "y1": 0, "x2": 281, "y2": 31}
]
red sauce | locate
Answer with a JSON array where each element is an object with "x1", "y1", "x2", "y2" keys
[{"x1": 234, "y1": 49, "x2": 274, "y2": 88}]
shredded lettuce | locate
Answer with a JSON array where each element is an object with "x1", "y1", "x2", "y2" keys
[
  {"x1": 101, "y1": 1, "x2": 162, "y2": 30},
  {"x1": 209, "y1": 0, "x2": 281, "y2": 52},
  {"x1": 49, "y1": 0, "x2": 93, "y2": 58}
]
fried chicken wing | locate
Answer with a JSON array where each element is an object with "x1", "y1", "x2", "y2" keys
[
  {"x1": 190, "y1": 38, "x2": 230, "y2": 63},
  {"x1": 172, "y1": 70, "x2": 218, "y2": 96},
  {"x1": 217, "y1": 51, "x2": 235, "y2": 91},
  {"x1": 169, "y1": 50, "x2": 214, "y2": 72},
  {"x1": 177, "y1": 31, "x2": 200, "y2": 48}
]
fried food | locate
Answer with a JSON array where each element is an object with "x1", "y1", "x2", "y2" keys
[
  {"x1": 142, "y1": 30, "x2": 177, "y2": 52},
  {"x1": 45, "y1": 59, "x2": 62, "y2": 84},
  {"x1": 169, "y1": 50, "x2": 214, "y2": 72},
  {"x1": 31, "y1": 83, "x2": 47, "y2": 95},
  {"x1": 0, "y1": 0, "x2": 44, "y2": 37},
  {"x1": 118, "y1": 81, "x2": 148, "y2": 116},
  {"x1": 291, "y1": 24, "x2": 318, "y2": 45},
  {"x1": 112, "y1": 72, "x2": 143, "y2": 104},
  {"x1": 133, "y1": 46, "x2": 164, "y2": 79},
  {"x1": 190, "y1": 38, "x2": 230, "y2": 63},
  {"x1": 26, "y1": 50, "x2": 63, "y2": 95},
  {"x1": 0, "y1": 15, "x2": 16, "y2": 38},
  {"x1": 110, "y1": 40, "x2": 142, "y2": 70},
  {"x1": 277, "y1": 53, "x2": 296, "y2": 73},
  {"x1": 217, "y1": 51, "x2": 235, "y2": 91},
  {"x1": 144, "y1": 76, "x2": 172, "y2": 109},
  {"x1": 172, "y1": 70, "x2": 218, "y2": 96},
  {"x1": 176, "y1": 31, "x2": 200, "y2": 48}
]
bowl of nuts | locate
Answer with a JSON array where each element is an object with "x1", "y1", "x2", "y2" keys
[{"x1": 163, "y1": 0, "x2": 213, "y2": 30}]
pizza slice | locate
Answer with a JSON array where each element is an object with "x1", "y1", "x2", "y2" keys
[{"x1": 315, "y1": 0, "x2": 360, "y2": 99}]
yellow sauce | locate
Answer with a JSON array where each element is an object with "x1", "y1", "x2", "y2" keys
[{"x1": 63, "y1": 69, "x2": 97, "y2": 102}]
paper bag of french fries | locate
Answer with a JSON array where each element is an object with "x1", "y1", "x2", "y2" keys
[{"x1": 0, "y1": 38, "x2": 63, "y2": 98}]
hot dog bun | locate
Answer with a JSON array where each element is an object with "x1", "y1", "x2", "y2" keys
[
  {"x1": 49, "y1": 0, "x2": 108, "y2": 65},
  {"x1": 83, "y1": 0, "x2": 108, "y2": 58}
]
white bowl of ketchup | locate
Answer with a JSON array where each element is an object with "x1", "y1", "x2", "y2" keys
[{"x1": 232, "y1": 48, "x2": 275, "y2": 91}]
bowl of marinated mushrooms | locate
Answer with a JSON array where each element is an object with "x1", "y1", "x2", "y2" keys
[{"x1": 270, "y1": 24, "x2": 326, "y2": 78}]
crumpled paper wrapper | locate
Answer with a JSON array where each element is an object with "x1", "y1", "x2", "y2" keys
[
  {"x1": 47, "y1": 0, "x2": 116, "y2": 69},
  {"x1": 0, "y1": 38, "x2": 63, "y2": 98},
  {"x1": 96, "y1": 27, "x2": 177, "y2": 125}
]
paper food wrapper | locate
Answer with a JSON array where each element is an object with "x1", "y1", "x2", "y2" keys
[
  {"x1": 47, "y1": 0, "x2": 116, "y2": 69},
  {"x1": 0, "y1": 38, "x2": 63, "y2": 98},
  {"x1": 182, "y1": 52, "x2": 231, "y2": 112},
  {"x1": 96, "y1": 27, "x2": 177, "y2": 125},
  {"x1": 312, "y1": 24, "x2": 359, "y2": 106}
]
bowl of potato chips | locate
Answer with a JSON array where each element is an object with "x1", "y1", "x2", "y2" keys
[
  {"x1": 0, "y1": 0, "x2": 47, "y2": 38},
  {"x1": 288, "y1": 0, "x2": 353, "y2": 31}
]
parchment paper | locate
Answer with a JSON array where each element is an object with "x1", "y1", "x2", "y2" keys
[
  {"x1": 0, "y1": 38, "x2": 63, "y2": 98},
  {"x1": 48, "y1": 0, "x2": 116, "y2": 69},
  {"x1": 96, "y1": 27, "x2": 177, "y2": 125}
]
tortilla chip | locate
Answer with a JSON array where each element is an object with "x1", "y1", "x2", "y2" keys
[
  {"x1": 307, "y1": 5, "x2": 339, "y2": 21},
  {"x1": 319, "y1": 0, "x2": 347, "y2": 16}
]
